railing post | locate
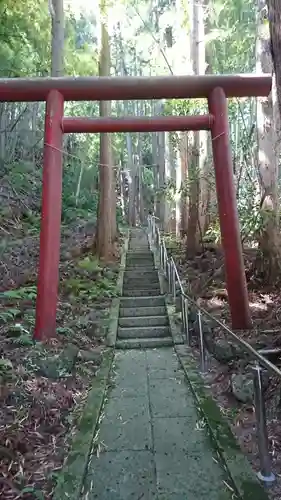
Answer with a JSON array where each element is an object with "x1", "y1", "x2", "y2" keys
[
  {"x1": 172, "y1": 264, "x2": 176, "y2": 303},
  {"x1": 252, "y1": 364, "x2": 275, "y2": 483},
  {"x1": 184, "y1": 298, "x2": 190, "y2": 345},
  {"x1": 167, "y1": 260, "x2": 172, "y2": 294},
  {"x1": 181, "y1": 294, "x2": 186, "y2": 336},
  {"x1": 198, "y1": 311, "x2": 206, "y2": 373}
]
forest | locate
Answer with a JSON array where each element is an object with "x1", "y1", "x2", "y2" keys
[{"x1": 1, "y1": 0, "x2": 281, "y2": 498}]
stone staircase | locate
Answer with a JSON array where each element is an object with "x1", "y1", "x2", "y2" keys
[{"x1": 116, "y1": 228, "x2": 173, "y2": 349}]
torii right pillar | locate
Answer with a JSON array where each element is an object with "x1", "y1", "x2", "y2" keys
[{"x1": 208, "y1": 87, "x2": 252, "y2": 329}]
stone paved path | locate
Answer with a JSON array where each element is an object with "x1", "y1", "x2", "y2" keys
[{"x1": 83, "y1": 348, "x2": 233, "y2": 499}]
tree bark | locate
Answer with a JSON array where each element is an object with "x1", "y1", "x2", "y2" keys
[
  {"x1": 255, "y1": 0, "x2": 281, "y2": 281},
  {"x1": 96, "y1": 3, "x2": 115, "y2": 259},
  {"x1": 49, "y1": 0, "x2": 64, "y2": 77},
  {"x1": 267, "y1": 1, "x2": 281, "y2": 114},
  {"x1": 186, "y1": 0, "x2": 205, "y2": 256}
]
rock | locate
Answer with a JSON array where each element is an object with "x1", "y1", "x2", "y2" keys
[
  {"x1": 87, "y1": 322, "x2": 105, "y2": 338},
  {"x1": 188, "y1": 307, "x2": 198, "y2": 325},
  {"x1": 231, "y1": 373, "x2": 254, "y2": 403},
  {"x1": 61, "y1": 344, "x2": 79, "y2": 371},
  {"x1": 36, "y1": 357, "x2": 63, "y2": 379},
  {"x1": 33, "y1": 344, "x2": 79, "y2": 379},
  {"x1": 211, "y1": 338, "x2": 235, "y2": 363},
  {"x1": 175, "y1": 296, "x2": 181, "y2": 313},
  {"x1": 77, "y1": 349, "x2": 103, "y2": 364}
]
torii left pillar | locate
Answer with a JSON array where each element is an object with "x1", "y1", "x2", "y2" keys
[{"x1": 34, "y1": 90, "x2": 64, "y2": 340}]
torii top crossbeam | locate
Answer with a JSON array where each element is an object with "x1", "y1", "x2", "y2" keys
[{"x1": 0, "y1": 74, "x2": 271, "y2": 102}]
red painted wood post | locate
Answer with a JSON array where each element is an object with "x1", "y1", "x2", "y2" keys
[
  {"x1": 208, "y1": 87, "x2": 252, "y2": 329},
  {"x1": 34, "y1": 90, "x2": 64, "y2": 340}
]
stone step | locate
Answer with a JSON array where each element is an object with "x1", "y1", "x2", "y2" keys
[
  {"x1": 126, "y1": 253, "x2": 153, "y2": 258},
  {"x1": 127, "y1": 250, "x2": 152, "y2": 253},
  {"x1": 123, "y1": 276, "x2": 159, "y2": 284},
  {"x1": 118, "y1": 315, "x2": 168, "y2": 328},
  {"x1": 126, "y1": 251, "x2": 152, "y2": 257},
  {"x1": 118, "y1": 325, "x2": 169, "y2": 339},
  {"x1": 122, "y1": 288, "x2": 161, "y2": 297},
  {"x1": 120, "y1": 296, "x2": 165, "y2": 308},
  {"x1": 126, "y1": 262, "x2": 156, "y2": 271},
  {"x1": 126, "y1": 260, "x2": 154, "y2": 265},
  {"x1": 123, "y1": 275, "x2": 159, "y2": 284},
  {"x1": 119, "y1": 305, "x2": 166, "y2": 317},
  {"x1": 116, "y1": 337, "x2": 174, "y2": 349},
  {"x1": 122, "y1": 281, "x2": 159, "y2": 290},
  {"x1": 123, "y1": 270, "x2": 158, "y2": 278},
  {"x1": 128, "y1": 245, "x2": 150, "y2": 250}
]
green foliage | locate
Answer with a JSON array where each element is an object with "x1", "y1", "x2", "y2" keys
[
  {"x1": 204, "y1": 221, "x2": 221, "y2": 244},
  {"x1": 0, "y1": 286, "x2": 37, "y2": 301},
  {"x1": 20, "y1": 487, "x2": 44, "y2": 500},
  {"x1": 0, "y1": 308, "x2": 21, "y2": 324},
  {"x1": 0, "y1": 358, "x2": 14, "y2": 382},
  {"x1": 8, "y1": 323, "x2": 34, "y2": 346},
  {"x1": 207, "y1": 0, "x2": 256, "y2": 73},
  {"x1": 78, "y1": 256, "x2": 101, "y2": 272},
  {"x1": 63, "y1": 275, "x2": 118, "y2": 301}
]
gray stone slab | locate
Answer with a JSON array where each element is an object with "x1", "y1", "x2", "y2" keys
[
  {"x1": 116, "y1": 337, "x2": 174, "y2": 349},
  {"x1": 120, "y1": 296, "x2": 165, "y2": 307},
  {"x1": 146, "y1": 347, "x2": 179, "y2": 367},
  {"x1": 118, "y1": 325, "x2": 169, "y2": 339},
  {"x1": 148, "y1": 366, "x2": 181, "y2": 379},
  {"x1": 101, "y1": 393, "x2": 149, "y2": 419},
  {"x1": 155, "y1": 451, "x2": 231, "y2": 500},
  {"x1": 119, "y1": 315, "x2": 168, "y2": 328},
  {"x1": 153, "y1": 417, "x2": 209, "y2": 455},
  {"x1": 109, "y1": 351, "x2": 147, "y2": 397},
  {"x1": 123, "y1": 288, "x2": 161, "y2": 297},
  {"x1": 112, "y1": 350, "x2": 147, "y2": 375},
  {"x1": 119, "y1": 306, "x2": 166, "y2": 317},
  {"x1": 108, "y1": 374, "x2": 148, "y2": 398},
  {"x1": 108, "y1": 361, "x2": 148, "y2": 398},
  {"x1": 146, "y1": 348, "x2": 183, "y2": 380},
  {"x1": 86, "y1": 451, "x2": 157, "y2": 500},
  {"x1": 149, "y1": 378, "x2": 194, "y2": 418},
  {"x1": 98, "y1": 396, "x2": 152, "y2": 451}
]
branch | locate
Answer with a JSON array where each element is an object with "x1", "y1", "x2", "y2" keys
[{"x1": 131, "y1": 3, "x2": 174, "y2": 75}]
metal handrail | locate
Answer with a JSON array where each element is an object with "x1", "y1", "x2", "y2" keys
[{"x1": 147, "y1": 214, "x2": 276, "y2": 484}]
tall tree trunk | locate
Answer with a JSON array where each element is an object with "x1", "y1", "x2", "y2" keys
[
  {"x1": 267, "y1": 1, "x2": 281, "y2": 114},
  {"x1": 179, "y1": 131, "x2": 188, "y2": 235},
  {"x1": 255, "y1": 0, "x2": 281, "y2": 281},
  {"x1": 152, "y1": 129, "x2": 159, "y2": 215},
  {"x1": 49, "y1": 0, "x2": 64, "y2": 76},
  {"x1": 186, "y1": 0, "x2": 201, "y2": 256},
  {"x1": 96, "y1": 2, "x2": 115, "y2": 259},
  {"x1": 126, "y1": 133, "x2": 136, "y2": 226},
  {"x1": 158, "y1": 131, "x2": 166, "y2": 230},
  {"x1": 117, "y1": 27, "x2": 136, "y2": 226}
]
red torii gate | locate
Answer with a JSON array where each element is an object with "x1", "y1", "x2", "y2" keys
[{"x1": 0, "y1": 74, "x2": 271, "y2": 338}]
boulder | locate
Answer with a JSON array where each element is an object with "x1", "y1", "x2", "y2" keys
[
  {"x1": 33, "y1": 344, "x2": 79, "y2": 379},
  {"x1": 231, "y1": 373, "x2": 254, "y2": 403},
  {"x1": 210, "y1": 338, "x2": 236, "y2": 363},
  {"x1": 77, "y1": 348, "x2": 103, "y2": 364}
]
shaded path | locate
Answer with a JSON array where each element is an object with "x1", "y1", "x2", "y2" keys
[{"x1": 83, "y1": 348, "x2": 233, "y2": 499}]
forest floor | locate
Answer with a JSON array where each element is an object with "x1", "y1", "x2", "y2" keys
[
  {"x1": 171, "y1": 238, "x2": 281, "y2": 500},
  {"x1": 0, "y1": 213, "x2": 122, "y2": 500}
]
